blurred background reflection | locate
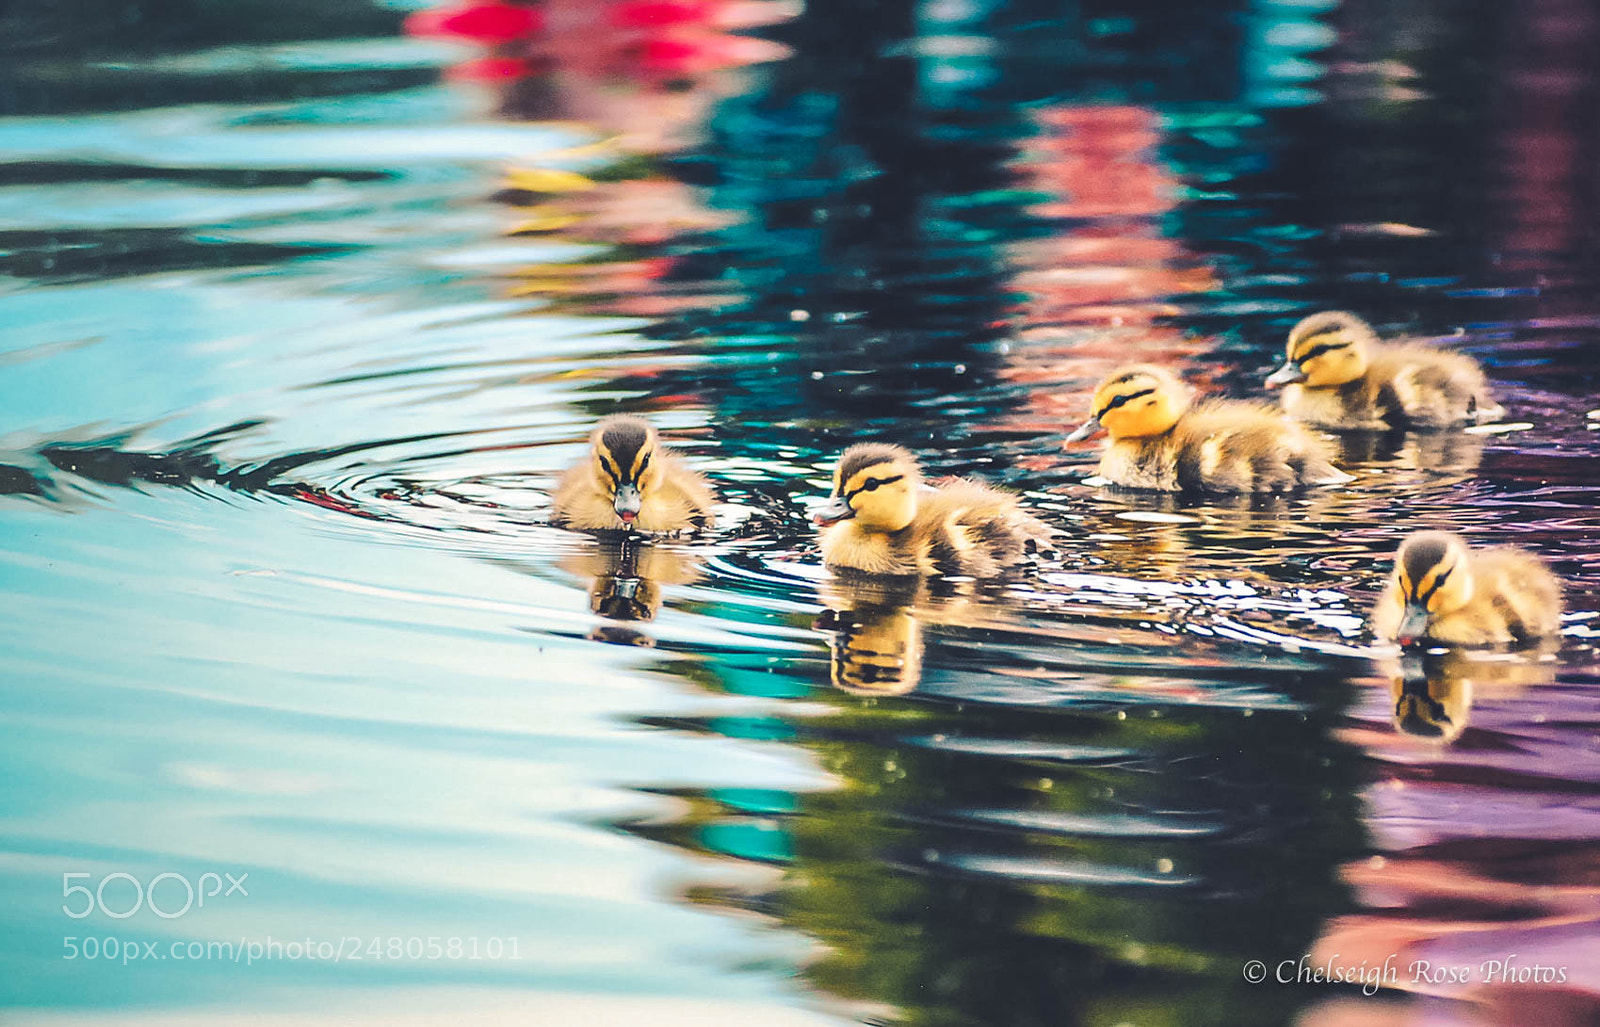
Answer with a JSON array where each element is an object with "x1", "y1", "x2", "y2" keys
[{"x1": 1, "y1": 1, "x2": 1598, "y2": 1025}]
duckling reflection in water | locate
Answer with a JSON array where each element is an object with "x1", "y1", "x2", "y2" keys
[
  {"x1": 815, "y1": 591, "x2": 925, "y2": 696},
  {"x1": 1372, "y1": 531, "x2": 1563, "y2": 648},
  {"x1": 813, "y1": 443, "x2": 1051, "y2": 577},
  {"x1": 814, "y1": 576, "x2": 1011, "y2": 697},
  {"x1": 1065, "y1": 364, "x2": 1350, "y2": 492},
  {"x1": 1265, "y1": 311, "x2": 1505, "y2": 429},
  {"x1": 560, "y1": 540, "x2": 702, "y2": 645},
  {"x1": 551, "y1": 415, "x2": 716, "y2": 533},
  {"x1": 1382, "y1": 648, "x2": 1558, "y2": 743},
  {"x1": 1331, "y1": 426, "x2": 1485, "y2": 476}
]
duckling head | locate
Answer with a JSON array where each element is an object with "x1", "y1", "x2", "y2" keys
[
  {"x1": 589, "y1": 415, "x2": 663, "y2": 526},
  {"x1": 814, "y1": 443, "x2": 921, "y2": 532},
  {"x1": 1266, "y1": 311, "x2": 1377, "y2": 389},
  {"x1": 1065, "y1": 365, "x2": 1190, "y2": 442},
  {"x1": 1391, "y1": 531, "x2": 1476, "y2": 645}
]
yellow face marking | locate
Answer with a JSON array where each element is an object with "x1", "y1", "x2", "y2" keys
[
  {"x1": 628, "y1": 445, "x2": 652, "y2": 479},
  {"x1": 1091, "y1": 376, "x2": 1159, "y2": 421},
  {"x1": 1287, "y1": 328, "x2": 1345, "y2": 363},
  {"x1": 1287, "y1": 324, "x2": 1367, "y2": 387},
  {"x1": 1401, "y1": 556, "x2": 1459, "y2": 611},
  {"x1": 1089, "y1": 369, "x2": 1185, "y2": 439},
  {"x1": 842, "y1": 463, "x2": 899, "y2": 497},
  {"x1": 1413, "y1": 562, "x2": 1444, "y2": 600}
]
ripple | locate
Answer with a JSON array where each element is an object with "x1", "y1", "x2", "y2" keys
[
  {"x1": 903, "y1": 737, "x2": 1136, "y2": 763},
  {"x1": 921, "y1": 853, "x2": 1201, "y2": 888},
  {"x1": 942, "y1": 808, "x2": 1225, "y2": 838}
]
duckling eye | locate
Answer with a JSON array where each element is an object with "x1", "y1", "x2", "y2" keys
[
  {"x1": 1413, "y1": 562, "x2": 1456, "y2": 605},
  {"x1": 842, "y1": 473, "x2": 904, "y2": 501},
  {"x1": 1095, "y1": 386, "x2": 1156, "y2": 421},
  {"x1": 1295, "y1": 340, "x2": 1350, "y2": 367}
]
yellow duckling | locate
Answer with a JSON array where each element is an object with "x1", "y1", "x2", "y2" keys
[
  {"x1": 813, "y1": 443, "x2": 1051, "y2": 577},
  {"x1": 1265, "y1": 311, "x2": 1506, "y2": 429},
  {"x1": 1065, "y1": 364, "x2": 1350, "y2": 492},
  {"x1": 1372, "y1": 531, "x2": 1563, "y2": 647},
  {"x1": 551, "y1": 415, "x2": 716, "y2": 533}
]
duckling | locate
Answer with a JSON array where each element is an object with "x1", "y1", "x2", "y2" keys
[
  {"x1": 551, "y1": 415, "x2": 716, "y2": 533},
  {"x1": 813, "y1": 443, "x2": 1051, "y2": 577},
  {"x1": 1064, "y1": 364, "x2": 1350, "y2": 492},
  {"x1": 1372, "y1": 531, "x2": 1563, "y2": 647},
  {"x1": 1265, "y1": 311, "x2": 1506, "y2": 429}
]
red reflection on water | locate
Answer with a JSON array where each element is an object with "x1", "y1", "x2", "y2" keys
[
  {"x1": 407, "y1": 0, "x2": 792, "y2": 92},
  {"x1": 1302, "y1": 659, "x2": 1600, "y2": 1026},
  {"x1": 996, "y1": 105, "x2": 1219, "y2": 437},
  {"x1": 410, "y1": 1, "x2": 792, "y2": 317}
]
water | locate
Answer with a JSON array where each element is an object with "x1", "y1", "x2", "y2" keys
[{"x1": 3, "y1": 1, "x2": 1599, "y2": 1024}]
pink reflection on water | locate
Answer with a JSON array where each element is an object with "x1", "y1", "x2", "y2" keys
[
  {"x1": 994, "y1": 105, "x2": 1219, "y2": 443},
  {"x1": 1304, "y1": 658, "x2": 1600, "y2": 1026}
]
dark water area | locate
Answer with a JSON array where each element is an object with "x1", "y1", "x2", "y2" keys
[{"x1": 2, "y1": 1, "x2": 1599, "y2": 1025}]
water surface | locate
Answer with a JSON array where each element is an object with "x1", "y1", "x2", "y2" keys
[{"x1": 3, "y1": 1, "x2": 1599, "y2": 1025}]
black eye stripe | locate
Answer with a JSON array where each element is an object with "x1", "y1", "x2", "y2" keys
[
  {"x1": 1094, "y1": 386, "x2": 1156, "y2": 422},
  {"x1": 1295, "y1": 341, "x2": 1350, "y2": 366},
  {"x1": 602, "y1": 447, "x2": 654, "y2": 489},
  {"x1": 841, "y1": 473, "x2": 904, "y2": 503},
  {"x1": 1412, "y1": 562, "x2": 1455, "y2": 604},
  {"x1": 1395, "y1": 693, "x2": 1450, "y2": 724}
]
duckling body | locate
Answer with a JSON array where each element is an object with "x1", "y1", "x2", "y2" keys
[
  {"x1": 551, "y1": 415, "x2": 716, "y2": 533},
  {"x1": 814, "y1": 443, "x2": 1050, "y2": 577},
  {"x1": 1372, "y1": 531, "x2": 1563, "y2": 647},
  {"x1": 1067, "y1": 365, "x2": 1349, "y2": 493},
  {"x1": 1266, "y1": 311, "x2": 1505, "y2": 429}
]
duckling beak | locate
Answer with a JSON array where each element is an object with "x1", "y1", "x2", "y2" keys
[
  {"x1": 1396, "y1": 603, "x2": 1430, "y2": 646},
  {"x1": 1264, "y1": 361, "x2": 1306, "y2": 389},
  {"x1": 1063, "y1": 417, "x2": 1102, "y2": 443},
  {"x1": 813, "y1": 496, "x2": 855, "y2": 525},
  {"x1": 613, "y1": 484, "x2": 642, "y2": 524}
]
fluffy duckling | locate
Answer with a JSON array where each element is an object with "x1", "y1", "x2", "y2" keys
[
  {"x1": 1372, "y1": 531, "x2": 1563, "y2": 647},
  {"x1": 551, "y1": 415, "x2": 716, "y2": 533},
  {"x1": 813, "y1": 443, "x2": 1051, "y2": 577},
  {"x1": 1265, "y1": 311, "x2": 1505, "y2": 429},
  {"x1": 1065, "y1": 364, "x2": 1350, "y2": 492}
]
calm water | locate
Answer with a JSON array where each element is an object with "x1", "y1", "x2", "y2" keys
[{"x1": 3, "y1": 1, "x2": 1600, "y2": 1024}]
